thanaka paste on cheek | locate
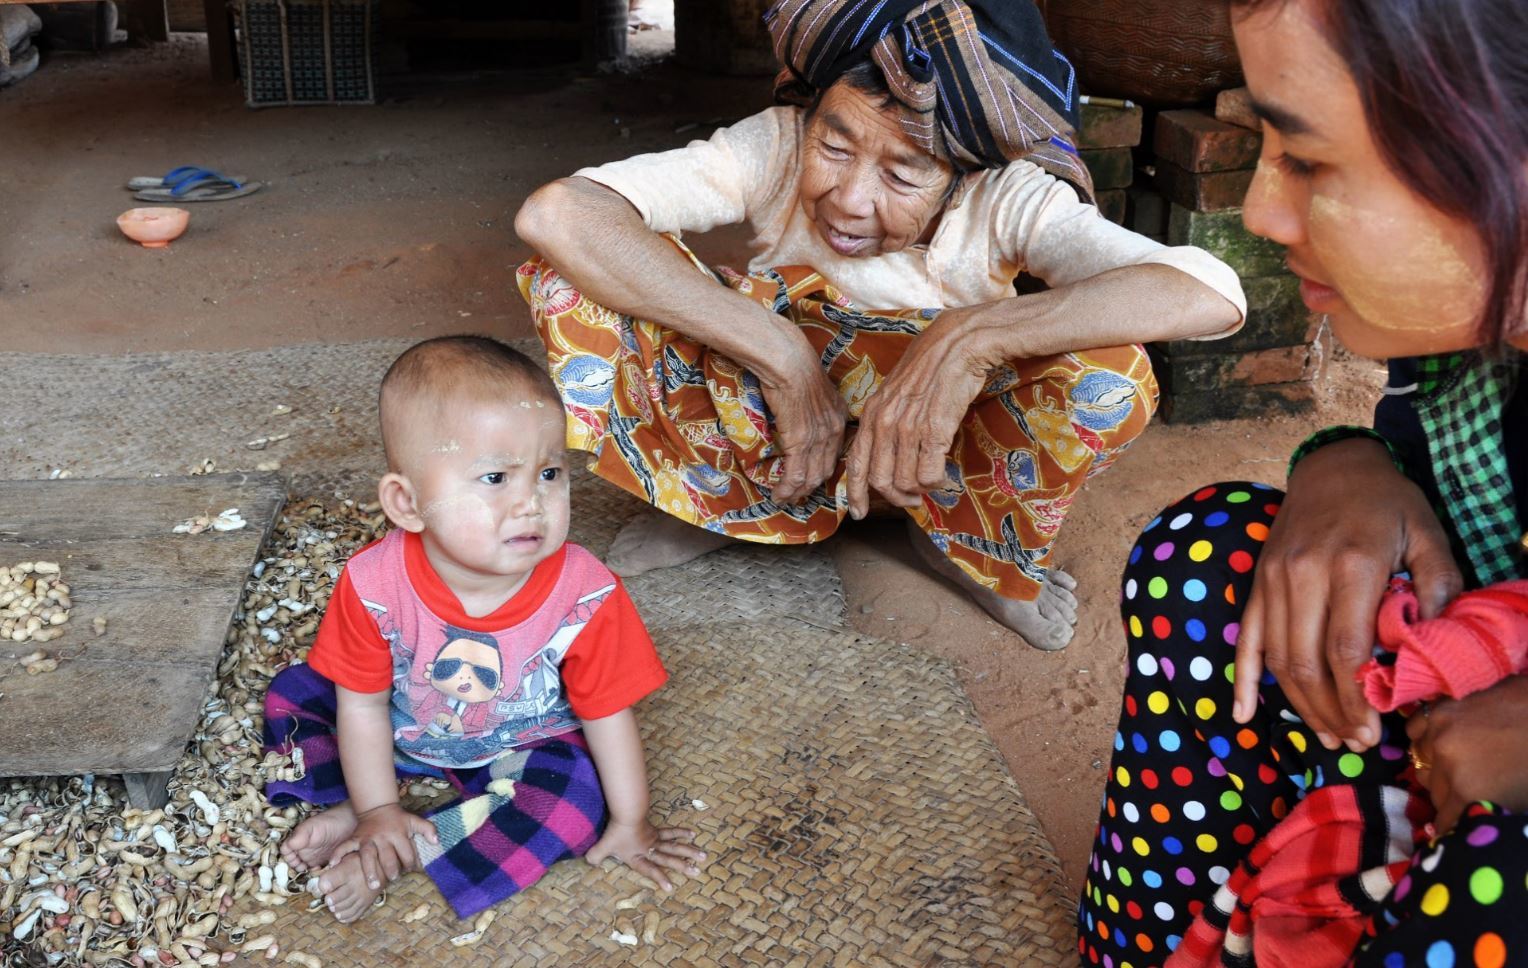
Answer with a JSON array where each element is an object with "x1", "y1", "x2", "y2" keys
[
  {"x1": 1308, "y1": 193, "x2": 1483, "y2": 336},
  {"x1": 419, "y1": 490, "x2": 493, "y2": 525}
]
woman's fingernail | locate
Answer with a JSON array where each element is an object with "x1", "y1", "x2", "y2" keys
[{"x1": 1232, "y1": 700, "x2": 1245, "y2": 721}]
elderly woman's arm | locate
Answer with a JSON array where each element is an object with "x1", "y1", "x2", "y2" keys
[
  {"x1": 950, "y1": 261, "x2": 1241, "y2": 357},
  {"x1": 515, "y1": 177, "x2": 849, "y2": 504},
  {"x1": 844, "y1": 262, "x2": 1240, "y2": 516}
]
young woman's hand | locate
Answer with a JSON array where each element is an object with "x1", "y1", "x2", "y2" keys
[
  {"x1": 585, "y1": 819, "x2": 706, "y2": 892},
  {"x1": 1407, "y1": 676, "x2": 1528, "y2": 833},
  {"x1": 1234, "y1": 437, "x2": 1464, "y2": 750},
  {"x1": 330, "y1": 803, "x2": 438, "y2": 891}
]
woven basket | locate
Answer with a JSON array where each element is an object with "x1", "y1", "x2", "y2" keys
[
  {"x1": 237, "y1": 0, "x2": 377, "y2": 108},
  {"x1": 1043, "y1": 0, "x2": 1242, "y2": 106}
]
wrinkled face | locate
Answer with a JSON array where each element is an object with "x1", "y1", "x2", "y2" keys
[
  {"x1": 428, "y1": 637, "x2": 502, "y2": 703},
  {"x1": 1233, "y1": 0, "x2": 1494, "y2": 359},
  {"x1": 799, "y1": 81, "x2": 955, "y2": 258},
  {"x1": 405, "y1": 395, "x2": 570, "y2": 587}
]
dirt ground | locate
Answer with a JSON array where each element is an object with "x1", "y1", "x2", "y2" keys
[{"x1": 0, "y1": 36, "x2": 1382, "y2": 894}]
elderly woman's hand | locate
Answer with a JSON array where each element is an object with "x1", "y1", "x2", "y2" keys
[
  {"x1": 844, "y1": 305, "x2": 994, "y2": 517},
  {"x1": 1406, "y1": 676, "x2": 1528, "y2": 834},
  {"x1": 760, "y1": 332, "x2": 851, "y2": 506},
  {"x1": 1233, "y1": 437, "x2": 1464, "y2": 751}
]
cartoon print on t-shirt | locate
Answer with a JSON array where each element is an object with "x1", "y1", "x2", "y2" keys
[
  {"x1": 394, "y1": 626, "x2": 504, "y2": 741},
  {"x1": 492, "y1": 645, "x2": 566, "y2": 724},
  {"x1": 360, "y1": 597, "x2": 413, "y2": 684},
  {"x1": 380, "y1": 573, "x2": 620, "y2": 764}
]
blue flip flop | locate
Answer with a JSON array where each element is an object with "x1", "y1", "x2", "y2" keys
[
  {"x1": 127, "y1": 166, "x2": 249, "y2": 190},
  {"x1": 130, "y1": 167, "x2": 263, "y2": 202}
]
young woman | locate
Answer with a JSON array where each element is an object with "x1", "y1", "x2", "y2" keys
[{"x1": 1079, "y1": 0, "x2": 1527, "y2": 964}]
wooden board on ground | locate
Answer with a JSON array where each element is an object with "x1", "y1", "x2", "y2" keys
[{"x1": 0, "y1": 474, "x2": 284, "y2": 806}]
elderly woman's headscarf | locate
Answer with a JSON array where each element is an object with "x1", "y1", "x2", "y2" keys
[{"x1": 765, "y1": 0, "x2": 1094, "y2": 202}]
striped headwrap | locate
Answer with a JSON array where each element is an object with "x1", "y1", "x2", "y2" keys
[{"x1": 765, "y1": 0, "x2": 1094, "y2": 202}]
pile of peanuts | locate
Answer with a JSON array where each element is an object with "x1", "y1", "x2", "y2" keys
[
  {"x1": 1, "y1": 561, "x2": 71, "y2": 648},
  {"x1": 2, "y1": 500, "x2": 386, "y2": 966}
]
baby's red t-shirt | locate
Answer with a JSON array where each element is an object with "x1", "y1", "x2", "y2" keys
[{"x1": 307, "y1": 531, "x2": 664, "y2": 740}]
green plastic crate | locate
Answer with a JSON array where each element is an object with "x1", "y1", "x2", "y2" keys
[{"x1": 238, "y1": 0, "x2": 377, "y2": 107}]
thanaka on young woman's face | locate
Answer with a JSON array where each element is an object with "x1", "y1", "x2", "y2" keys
[{"x1": 1233, "y1": 0, "x2": 1516, "y2": 357}]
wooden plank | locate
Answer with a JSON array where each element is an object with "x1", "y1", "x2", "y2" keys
[
  {"x1": 0, "y1": 474, "x2": 277, "y2": 541},
  {"x1": 3, "y1": 536, "x2": 265, "y2": 591},
  {"x1": 203, "y1": 0, "x2": 235, "y2": 82},
  {"x1": 0, "y1": 474, "x2": 284, "y2": 778},
  {"x1": 121, "y1": 0, "x2": 170, "y2": 42}
]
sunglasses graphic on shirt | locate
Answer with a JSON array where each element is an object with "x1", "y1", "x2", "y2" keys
[{"x1": 430, "y1": 658, "x2": 499, "y2": 691}]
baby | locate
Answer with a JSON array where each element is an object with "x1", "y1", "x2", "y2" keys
[{"x1": 260, "y1": 335, "x2": 704, "y2": 923}]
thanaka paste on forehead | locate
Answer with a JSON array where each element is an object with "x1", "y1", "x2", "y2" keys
[{"x1": 470, "y1": 454, "x2": 528, "y2": 469}]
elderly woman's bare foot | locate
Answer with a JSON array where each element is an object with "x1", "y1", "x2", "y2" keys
[
  {"x1": 280, "y1": 802, "x2": 357, "y2": 872},
  {"x1": 905, "y1": 520, "x2": 1079, "y2": 651},
  {"x1": 606, "y1": 512, "x2": 736, "y2": 576},
  {"x1": 318, "y1": 851, "x2": 383, "y2": 924}
]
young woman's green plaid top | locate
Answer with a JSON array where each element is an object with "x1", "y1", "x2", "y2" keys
[{"x1": 1290, "y1": 351, "x2": 1525, "y2": 585}]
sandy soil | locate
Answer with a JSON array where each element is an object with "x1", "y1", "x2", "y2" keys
[{"x1": 0, "y1": 37, "x2": 1382, "y2": 893}]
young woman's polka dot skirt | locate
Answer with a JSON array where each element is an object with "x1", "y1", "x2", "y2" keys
[{"x1": 1077, "y1": 483, "x2": 1527, "y2": 967}]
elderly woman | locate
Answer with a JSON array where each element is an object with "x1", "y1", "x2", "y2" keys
[
  {"x1": 514, "y1": 0, "x2": 1244, "y2": 651},
  {"x1": 1080, "y1": 0, "x2": 1526, "y2": 964}
]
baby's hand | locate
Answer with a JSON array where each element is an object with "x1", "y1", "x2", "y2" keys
[
  {"x1": 585, "y1": 819, "x2": 706, "y2": 892},
  {"x1": 329, "y1": 804, "x2": 438, "y2": 891}
]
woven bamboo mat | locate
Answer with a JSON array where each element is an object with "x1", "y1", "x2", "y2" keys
[
  {"x1": 0, "y1": 341, "x2": 848, "y2": 632},
  {"x1": 4, "y1": 341, "x2": 1078, "y2": 962},
  {"x1": 233, "y1": 622, "x2": 1075, "y2": 966}
]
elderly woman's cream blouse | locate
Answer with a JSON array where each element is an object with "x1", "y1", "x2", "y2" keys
[{"x1": 574, "y1": 106, "x2": 1247, "y2": 334}]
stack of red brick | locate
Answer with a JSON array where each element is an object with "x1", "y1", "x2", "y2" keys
[
  {"x1": 1013, "y1": 99, "x2": 1138, "y2": 295},
  {"x1": 1077, "y1": 99, "x2": 1143, "y2": 225},
  {"x1": 1135, "y1": 98, "x2": 1328, "y2": 423}
]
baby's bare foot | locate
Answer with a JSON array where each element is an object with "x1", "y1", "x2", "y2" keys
[
  {"x1": 606, "y1": 512, "x2": 735, "y2": 577},
  {"x1": 281, "y1": 802, "x2": 357, "y2": 873},
  {"x1": 318, "y1": 851, "x2": 382, "y2": 924}
]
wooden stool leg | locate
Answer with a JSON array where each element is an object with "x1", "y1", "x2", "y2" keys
[{"x1": 123, "y1": 770, "x2": 173, "y2": 809}]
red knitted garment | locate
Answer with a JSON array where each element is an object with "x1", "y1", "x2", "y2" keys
[
  {"x1": 1167, "y1": 578, "x2": 1528, "y2": 968},
  {"x1": 1361, "y1": 578, "x2": 1528, "y2": 713}
]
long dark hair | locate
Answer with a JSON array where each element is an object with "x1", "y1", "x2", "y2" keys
[{"x1": 1234, "y1": 0, "x2": 1527, "y2": 344}]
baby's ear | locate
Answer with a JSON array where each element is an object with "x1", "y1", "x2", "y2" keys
[{"x1": 378, "y1": 472, "x2": 426, "y2": 532}]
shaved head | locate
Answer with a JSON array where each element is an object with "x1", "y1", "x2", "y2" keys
[{"x1": 379, "y1": 336, "x2": 562, "y2": 471}]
